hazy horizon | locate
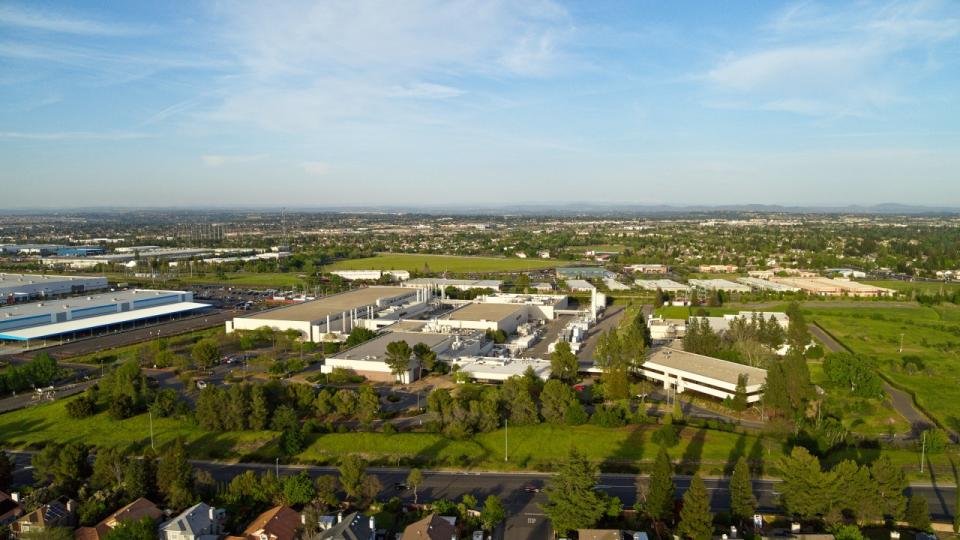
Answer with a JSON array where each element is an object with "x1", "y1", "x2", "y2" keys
[{"x1": 2, "y1": 1, "x2": 959, "y2": 207}]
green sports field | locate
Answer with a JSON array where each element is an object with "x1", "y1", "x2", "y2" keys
[{"x1": 326, "y1": 253, "x2": 562, "y2": 274}]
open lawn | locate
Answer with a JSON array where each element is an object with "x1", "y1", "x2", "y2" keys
[
  {"x1": 1, "y1": 395, "x2": 954, "y2": 481},
  {"x1": 862, "y1": 280, "x2": 960, "y2": 295},
  {"x1": 0, "y1": 398, "x2": 276, "y2": 459},
  {"x1": 807, "y1": 362, "x2": 911, "y2": 437},
  {"x1": 297, "y1": 423, "x2": 769, "y2": 475},
  {"x1": 104, "y1": 272, "x2": 307, "y2": 288},
  {"x1": 326, "y1": 253, "x2": 562, "y2": 274},
  {"x1": 805, "y1": 304, "x2": 960, "y2": 432}
]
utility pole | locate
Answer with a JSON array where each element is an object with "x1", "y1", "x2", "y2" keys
[
  {"x1": 276, "y1": 457, "x2": 280, "y2": 478},
  {"x1": 899, "y1": 333, "x2": 905, "y2": 353},
  {"x1": 149, "y1": 411, "x2": 155, "y2": 450},
  {"x1": 920, "y1": 430, "x2": 927, "y2": 473},
  {"x1": 504, "y1": 418, "x2": 508, "y2": 462}
]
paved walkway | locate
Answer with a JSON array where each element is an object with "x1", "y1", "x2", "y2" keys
[{"x1": 808, "y1": 322, "x2": 941, "y2": 435}]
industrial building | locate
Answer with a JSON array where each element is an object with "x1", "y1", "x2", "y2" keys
[
  {"x1": 641, "y1": 347, "x2": 767, "y2": 403},
  {"x1": 0, "y1": 244, "x2": 64, "y2": 256},
  {"x1": 737, "y1": 277, "x2": 801, "y2": 292},
  {"x1": 431, "y1": 293, "x2": 567, "y2": 335},
  {"x1": 698, "y1": 264, "x2": 739, "y2": 273},
  {"x1": 603, "y1": 278, "x2": 631, "y2": 291},
  {"x1": 566, "y1": 279, "x2": 596, "y2": 292},
  {"x1": 688, "y1": 279, "x2": 752, "y2": 293},
  {"x1": 226, "y1": 286, "x2": 425, "y2": 342},
  {"x1": 0, "y1": 273, "x2": 108, "y2": 304},
  {"x1": 770, "y1": 277, "x2": 894, "y2": 297},
  {"x1": 403, "y1": 277, "x2": 502, "y2": 292},
  {"x1": 330, "y1": 270, "x2": 410, "y2": 281},
  {"x1": 624, "y1": 264, "x2": 668, "y2": 274},
  {"x1": 634, "y1": 279, "x2": 690, "y2": 292},
  {"x1": 322, "y1": 330, "x2": 486, "y2": 383},
  {"x1": 689, "y1": 311, "x2": 789, "y2": 334},
  {"x1": 557, "y1": 267, "x2": 615, "y2": 280},
  {"x1": 450, "y1": 357, "x2": 551, "y2": 382},
  {"x1": 433, "y1": 303, "x2": 535, "y2": 334},
  {"x1": 0, "y1": 289, "x2": 207, "y2": 343}
]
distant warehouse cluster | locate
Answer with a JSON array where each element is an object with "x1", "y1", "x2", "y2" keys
[{"x1": 0, "y1": 273, "x2": 108, "y2": 304}]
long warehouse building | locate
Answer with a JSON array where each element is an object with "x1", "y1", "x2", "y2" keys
[
  {"x1": 0, "y1": 289, "x2": 208, "y2": 343},
  {"x1": 226, "y1": 286, "x2": 427, "y2": 342},
  {"x1": 1, "y1": 273, "x2": 108, "y2": 304}
]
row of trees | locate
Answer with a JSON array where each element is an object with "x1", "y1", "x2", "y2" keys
[{"x1": 0, "y1": 353, "x2": 60, "y2": 396}]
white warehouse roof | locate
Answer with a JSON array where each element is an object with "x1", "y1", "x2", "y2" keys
[{"x1": 0, "y1": 301, "x2": 209, "y2": 341}]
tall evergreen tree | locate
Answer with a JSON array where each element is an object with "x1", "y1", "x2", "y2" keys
[
  {"x1": 541, "y1": 448, "x2": 616, "y2": 536},
  {"x1": 639, "y1": 447, "x2": 675, "y2": 522},
  {"x1": 905, "y1": 495, "x2": 930, "y2": 531},
  {"x1": 729, "y1": 456, "x2": 756, "y2": 524},
  {"x1": 869, "y1": 456, "x2": 907, "y2": 520},
  {"x1": 778, "y1": 446, "x2": 829, "y2": 519},
  {"x1": 549, "y1": 341, "x2": 579, "y2": 383},
  {"x1": 676, "y1": 475, "x2": 713, "y2": 540}
]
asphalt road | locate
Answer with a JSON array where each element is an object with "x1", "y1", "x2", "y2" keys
[{"x1": 577, "y1": 305, "x2": 626, "y2": 361}]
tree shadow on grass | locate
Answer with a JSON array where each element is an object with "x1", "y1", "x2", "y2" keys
[
  {"x1": 609, "y1": 424, "x2": 646, "y2": 473},
  {"x1": 679, "y1": 428, "x2": 706, "y2": 476},
  {"x1": 725, "y1": 433, "x2": 747, "y2": 475}
]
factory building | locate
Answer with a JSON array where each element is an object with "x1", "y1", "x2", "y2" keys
[
  {"x1": 634, "y1": 279, "x2": 691, "y2": 293},
  {"x1": 641, "y1": 347, "x2": 767, "y2": 404},
  {"x1": 0, "y1": 289, "x2": 207, "y2": 343},
  {"x1": 689, "y1": 311, "x2": 789, "y2": 334},
  {"x1": 0, "y1": 244, "x2": 63, "y2": 256},
  {"x1": 566, "y1": 279, "x2": 596, "y2": 292},
  {"x1": 403, "y1": 278, "x2": 502, "y2": 292},
  {"x1": 557, "y1": 267, "x2": 615, "y2": 280},
  {"x1": 770, "y1": 277, "x2": 893, "y2": 297},
  {"x1": 449, "y1": 357, "x2": 551, "y2": 382},
  {"x1": 428, "y1": 293, "x2": 567, "y2": 334},
  {"x1": 226, "y1": 286, "x2": 425, "y2": 342},
  {"x1": 322, "y1": 330, "x2": 486, "y2": 383},
  {"x1": 698, "y1": 264, "x2": 739, "y2": 273},
  {"x1": 624, "y1": 264, "x2": 668, "y2": 274},
  {"x1": 736, "y1": 277, "x2": 801, "y2": 292},
  {"x1": 0, "y1": 273, "x2": 109, "y2": 304},
  {"x1": 330, "y1": 270, "x2": 410, "y2": 281},
  {"x1": 688, "y1": 279, "x2": 752, "y2": 293}
]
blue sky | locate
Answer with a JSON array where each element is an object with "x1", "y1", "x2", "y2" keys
[{"x1": 1, "y1": 0, "x2": 958, "y2": 208}]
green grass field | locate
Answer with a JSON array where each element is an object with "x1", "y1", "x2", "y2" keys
[
  {"x1": 862, "y1": 280, "x2": 960, "y2": 295},
  {"x1": 806, "y1": 304, "x2": 960, "y2": 431},
  {"x1": 326, "y1": 253, "x2": 562, "y2": 274},
  {"x1": 111, "y1": 272, "x2": 308, "y2": 288},
  {"x1": 2, "y1": 395, "x2": 954, "y2": 480},
  {"x1": 0, "y1": 398, "x2": 275, "y2": 459}
]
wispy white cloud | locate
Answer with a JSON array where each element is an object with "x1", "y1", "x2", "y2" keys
[
  {"x1": 0, "y1": 131, "x2": 149, "y2": 141},
  {"x1": 201, "y1": 154, "x2": 265, "y2": 167},
  {"x1": 703, "y1": 0, "x2": 960, "y2": 117},
  {"x1": 301, "y1": 161, "x2": 330, "y2": 176},
  {"x1": 0, "y1": 4, "x2": 146, "y2": 36},
  {"x1": 204, "y1": 1, "x2": 573, "y2": 132}
]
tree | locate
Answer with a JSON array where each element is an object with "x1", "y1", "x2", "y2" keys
[
  {"x1": 731, "y1": 374, "x2": 748, "y2": 414},
  {"x1": 356, "y1": 385, "x2": 380, "y2": 425},
  {"x1": 413, "y1": 342, "x2": 437, "y2": 374},
  {"x1": 541, "y1": 448, "x2": 618, "y2": 536},
  {"x1": 407, "y1": 468, "x2": 424, "y2": 505},
  {"x1": 384, "y1": 340, "x2": 413, "y2": 382},
  {"x1": 905, "y1": 495, "x2": 930, "y2": 531},
  {"x1": 345, "y1": 327, "x2": 376, "y2": 348},
  {"x1": 191, "y1": 339, "x2": 220, "y2": 370},
  {"x1": 156, "y1": 439, "x2": 194, "y2": 509},
  {"x1": 314, "y1": 475, "x2": 339, "y2": 509},
  {"x1": 778, "y1": 446, "x2": 829, "y2": 519},
  {"x1": 339, "y1": 455, "x2": 366, "y2": 501},
  {"x1": 249, "y1": 385, "x2": 270, "y2": 430},
  {"x1": 282, "y1": 472, "x2": 317, "y2": 506},
  {"x1": 785, "y1": 303, "x2": 811, "y2": 353},
  {"x1": 0, "y1": 451, "x2": 13, "y2": 491},
  {"x1": 481, "y1": 495, "x2": 507, "y2": 531},
  {"x1": 639, "y1": 447, "x2": 675, "y2": 523},
  {"x1": 549, "y1": 341, "x2": 578, "y2": 383},
  {"x1": 91, "y1": 446, "x2": 126, "y2": 491},
  {"x1": 677, "y1": 475, "x2": 713, "y2": 540},
  {"x1": 102, "y1": 517, "x2": 156, "y2": 540},
  {"x1": 729, "y1": 456, "x2": 756, "y2": 524},
  {"x1": 123, "y1": 458, "x2": 156, "y2": 500},
  {"x1": 540, "y1": 379, "x2": 578, "y2": 425},
  {"x1": 359, "y1": 475, "x2": 382, "y2": 507},
  {"x1": 32, "y1": 442, "x2": 91, "y2": 495}
]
